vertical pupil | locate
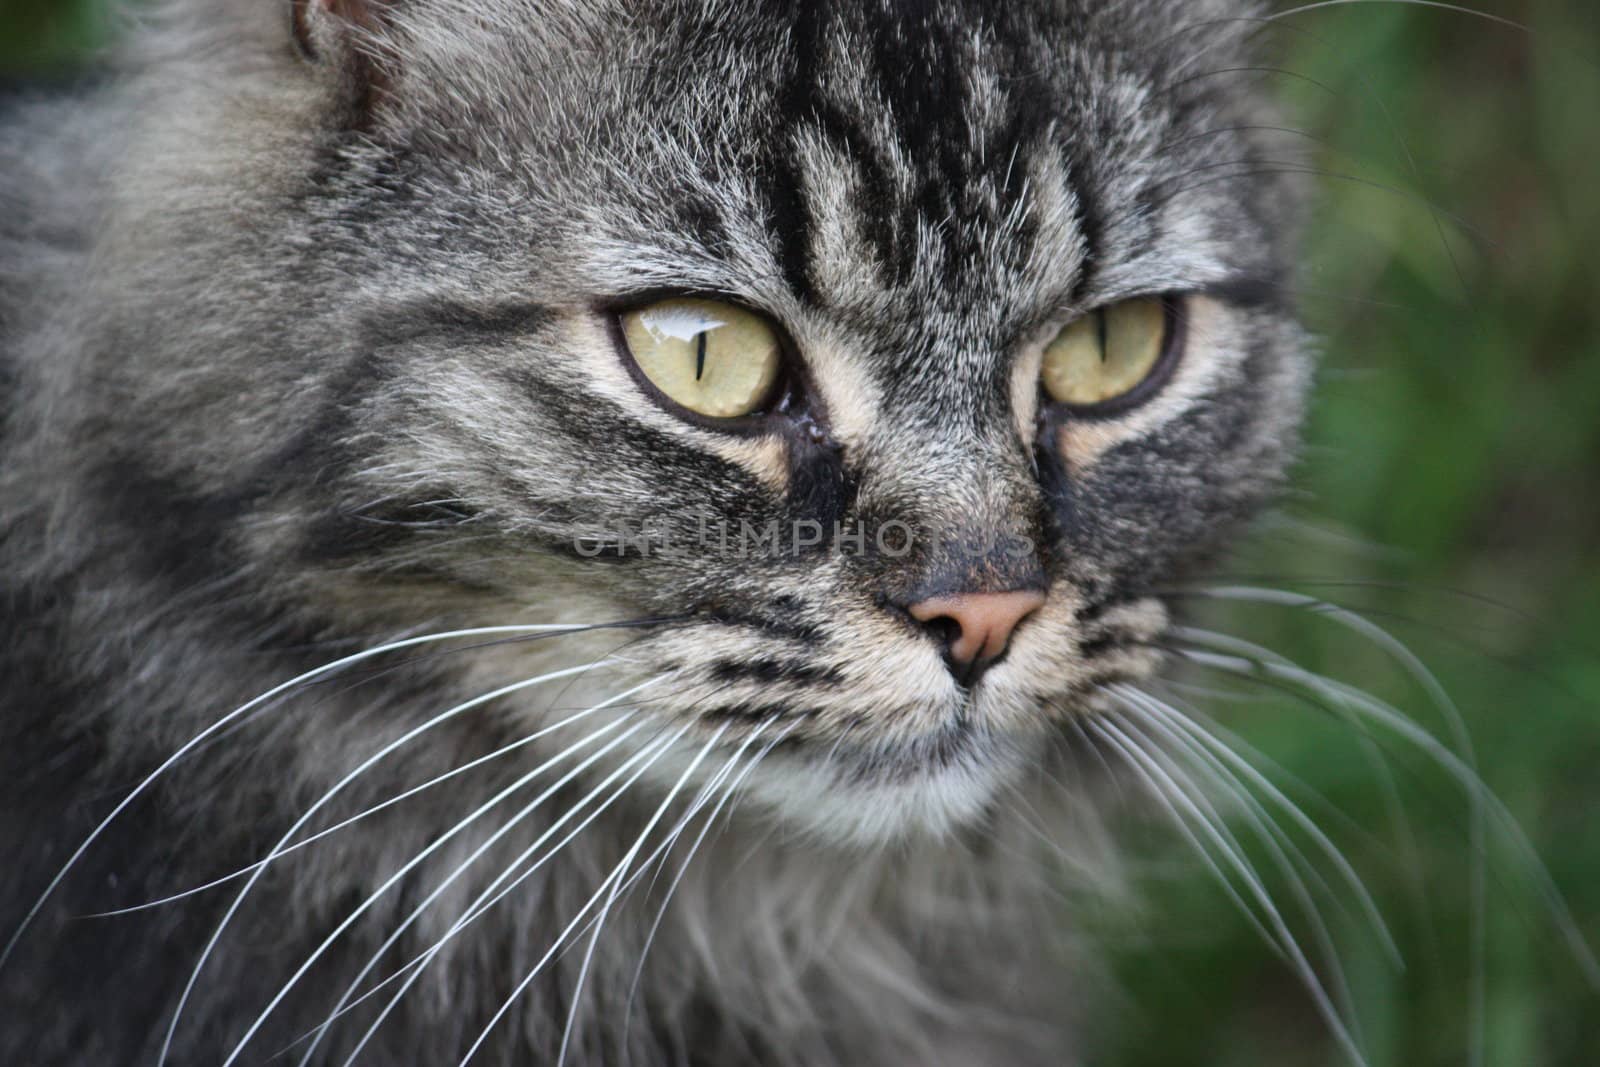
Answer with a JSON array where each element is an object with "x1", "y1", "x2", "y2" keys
[
  {"x1": 695, "y1": 330, "x2": 708, "y2": 381},
  {"x1": 1095, "y1": 310, "x2": 1109, "y2": 364}
]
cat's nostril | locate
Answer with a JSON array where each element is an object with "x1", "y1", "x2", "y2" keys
[{"x1": 906, "y1": 590, "x2": 1047, "y2": 686}]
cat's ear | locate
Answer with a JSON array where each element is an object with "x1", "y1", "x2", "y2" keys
[
  {"x1": 291, "y1": 0, "x2": 396, "y2": 115},
  {"x1": 291, "y1": 0, "x2": 391, "y2": 66}
]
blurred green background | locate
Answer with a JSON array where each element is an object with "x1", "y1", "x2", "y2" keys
[{"x1": 2, "y1": 1, "x2": 1596, "y2": 1064}]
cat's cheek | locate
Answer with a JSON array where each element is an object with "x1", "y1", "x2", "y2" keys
[
  {"x1": 1050, "y1": 295, "x2": 1242, "y2": 475},
  {"x1": 702, "y1": 436, "x2": 791, "y2": 495}
]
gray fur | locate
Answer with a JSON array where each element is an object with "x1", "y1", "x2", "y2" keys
[{"x1": 0, "y1": 1, "x2": 1309, "y2": 1063}]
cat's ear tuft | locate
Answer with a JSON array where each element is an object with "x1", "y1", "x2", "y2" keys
[{"x1": 291, "y1": 0, "x2": 390, "y2": 64}]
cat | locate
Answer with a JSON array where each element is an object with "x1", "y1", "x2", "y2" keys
[{"x1": 0, "y1": 1, "x2": 1314, "y2": 1063}]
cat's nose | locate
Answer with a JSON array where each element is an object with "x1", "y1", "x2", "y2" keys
[{"x1": 906, "y1": 590, "x2": 1047, "y2": 687}]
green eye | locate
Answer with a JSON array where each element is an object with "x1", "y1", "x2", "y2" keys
[
  {"x1": 1041, "y1": 297, "x2": 1170, "y2": 408},
  {"x1": 620, "y1": 298, "x2": 784, "y2": 419}
]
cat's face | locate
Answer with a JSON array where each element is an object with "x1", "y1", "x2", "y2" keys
[{"x1": 159, "y1": 0, "x2": 1309, "y2": 842}]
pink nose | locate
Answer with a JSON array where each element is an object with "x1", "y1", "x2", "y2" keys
[{"x1": 907, "y1": 590, "x2": 1046, "y2": 677}]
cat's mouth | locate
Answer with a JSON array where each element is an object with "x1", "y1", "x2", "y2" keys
[
  {"x1": 578, "y1": 594, "x2": 1168, "y2": 843},
  {"x1": 775, "y1": 716, "x2": 990, "y2": 781},
  {"x1": 725, "y1": 717, "x2": 1033, "y2": 845},
  {"x1": 675, "y1": 675, "x2": 1130, "y2": 845}
]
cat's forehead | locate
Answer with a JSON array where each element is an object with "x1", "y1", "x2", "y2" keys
[{"x1": 385, "y1": 0, "x2": 1274, "y2": 375}]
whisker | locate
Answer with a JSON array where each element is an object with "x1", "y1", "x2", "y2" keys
[
  {"x1": 619, "y1": 720, "x2": 797, "y2": 1050},
  {"x1": 1174, "y1": 646, "x2": 1600, "y2": 991},
  {"x1": 200, "y1": 659, "x2": 635, "y2": 1067},
  {"x1": 1066, "y1": 711, "x2": 1133, "y2": 810},
  {"x1": 597, "y1": 719, "x2": 786, "y2": 941},
  {"x1": 1110, "y1": 712, "x2": 1312, "y2": 945},
  {"x1": 1085, "y1": 717, "x2": 1279, "y2": 951},
  {"x1": 1175, "y1": 583, "x2": 1488, "y2": 1050},
  {"x1": 1269, "y1": 0, "x2": 1528, "y2": 34},
  {"x1": 1167, "y1": 624, "x2": 1429, "y2": 902},
  {"x1": 1114, "y1": 693, "x2": 1371, "y2": 1044},
  {"x1": 86, "y1": 677, "x2": 666, "y2": 917},
  {"x1": 1146, "y1": 122, "x2": 1335, "y2": 159},
  {"x1": 298, "y1": 719, "x2": 684, "y2": 1067},
  {"x1": 994, "y1": 762, "x2": 1115, "y2": 895},
  {"x1": 1145, "y1": 680, "x2": 1398, "y2": 858},
  {"x1": 314, "y1": 691, "x2": 753, "y2": 1061},
  {"x1": 1140, "y1": 164, "x2": 1488, "y2": 242},
  {"x1": 0, "y1": 622, "x2": 615, "y2": 976},
  {"x1": 458, "y1": 723, "x2": 710, "y2": 1066},
  {"x1": 1091, "y1": 714, "x2": 1370, "y2": 1067},
  {"x1": 201, "y1": 619, "x2": 678, "y2": 758},
  {"x1": 555, "y1": 723, "x2": 736, "y2": 1067},
  {"x1": 1171, "y1": 574, "x2": 1600, "y2": 655},
  {"x1": 1120, "y1": 684, "x2": 1401, "y2": 966},
  {"x1": 1153, "y1": 7, "x2": 1528, "y2": 101},
  {"x1": 1181, "y1": 586, "x2": 1473, "y2": 745}
]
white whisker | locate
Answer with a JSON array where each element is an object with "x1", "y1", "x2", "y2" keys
[
  {"x1": 298, "y1": 718, "x2": 679, "y2": 1066},
  {"x1": 1084, "y1": 718, "x2": 1278, "y2": 947},
  {"x1": 1147, "y1": 681, "x2": 1390, "y2": 853},
  {"x1": 280, "y1": 710, "x2": 656, "y2": 1065},
  {"x1": 1176, "y1": 646, "x2": 1600, "y2": 991},
  {"x1": 620, "y1": 720, "x2": 796, "y2": 1048},
  {"x1": 1118, "y1": 684, "x2": 1401, "y2": 967},
  {"x1": 456, "y1": 722, "x2": 706, "y2": 1066},
  {"x1": 555, "y1": 723, "x2": 731, "y2": 1067},
  {"x1": 1, "y1": 623, "x2": 615, "y2": 976},
  {"x1": 1173, "y1": 623, "x2": 1429, "y2": 907},
  {"x1": 1181, "y1": 584, "x2": 1490, "y2": 1050},
  {"x1": 1185, "y1": 587, "x2": 1475, "y2": 759},
  {"x1": 1113, "y1": 693, "x2": 1367, "y2": 1045},
  {"x1": 322, "y1": 723, "x2": 692, "y2": 1066},
  {"x1": 1091, "y1": 715, "x2": 1369, "y2": 1067},
  {"x1": 89, "y1": 677, "x2": 666, "y2": 918},
  {"x1": 584, "y1": 718, "x2": 782, "y2": 949},
  {"x1": 1269, "y1": 1, "x2": 1526, "y2": 34},
  {"x1": 203, "y1": 659, "x2": 633, "y2": 1067}
]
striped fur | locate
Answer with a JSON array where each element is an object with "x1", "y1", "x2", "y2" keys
[{"x1": 0, "y1": 1, "x2": 1309, "y2": 1063}]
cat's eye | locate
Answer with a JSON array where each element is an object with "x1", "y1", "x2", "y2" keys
[
  {"x1": 619, "y1": 298, "x2": 784, "y2": 420},
  {"x1": 1040, "y1": 297, "x2": 1172, "y2": 409}
]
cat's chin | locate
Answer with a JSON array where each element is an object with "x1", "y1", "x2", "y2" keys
[{"x1": 731, "y1": 726, "x2": 1038, "y2": 847}]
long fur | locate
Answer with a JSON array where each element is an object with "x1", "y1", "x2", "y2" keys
[{"x1": 0, "y1": 1, "x2": 1311, "y2": 1063}]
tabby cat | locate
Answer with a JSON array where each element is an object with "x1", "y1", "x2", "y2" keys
[{"x1": 0, "y1": 1, "x2": 1314, "y2": 1063}]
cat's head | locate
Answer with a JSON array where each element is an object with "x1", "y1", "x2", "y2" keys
[{"x1": 93, "y1": 0, "x2": 1309, "y2": 843}]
